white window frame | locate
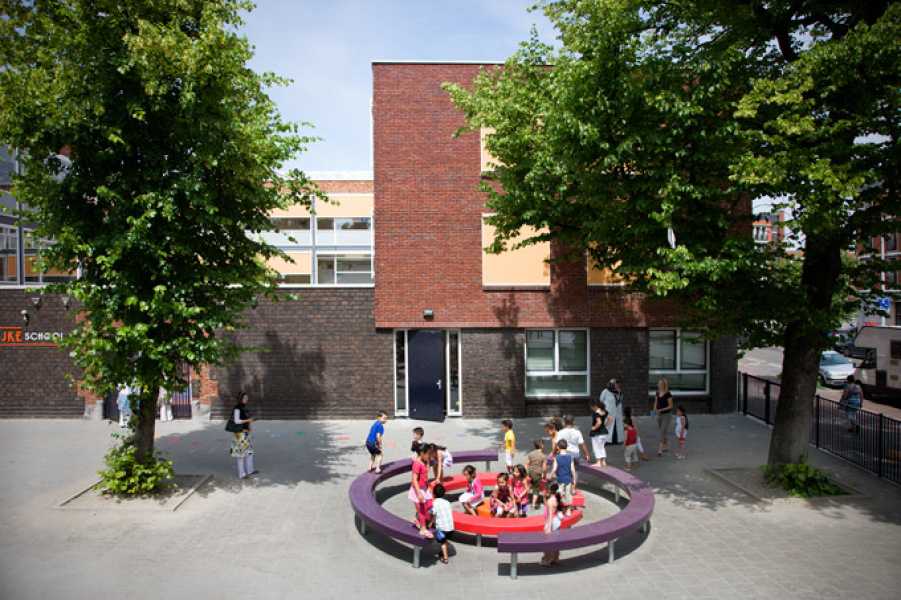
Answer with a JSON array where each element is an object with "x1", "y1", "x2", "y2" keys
[
  {"x1": 393, "y1": 329, "x2": 463, "y2": 417},
  {"x1": 647, "y1": 328, "x2": 710, "y2": 395},
  {"x1": 314, "y1": 251, "x2": 374, "y2": 287},
  {"x1": 524, "y1": 328, "x2": 590, "y2": 398}
]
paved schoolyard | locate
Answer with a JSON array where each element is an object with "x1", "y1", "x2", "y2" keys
[{"x1": 0, "y1": 414, "x2": 899, "y2": 600}]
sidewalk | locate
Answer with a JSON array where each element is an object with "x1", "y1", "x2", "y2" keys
[{"x1": 0, "y1": 414, "x2": 899, "y2": 600}]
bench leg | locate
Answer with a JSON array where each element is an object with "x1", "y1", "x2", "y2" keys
[
  {"x1": 510, "y1": 552, "x2": 518, "y2": 580},
  {"x1": 476, "y1": 534, "x2": 482, "y2": 547},
  {"x1": 413, "y1": 547, "x2": 421, "y2": 568},
  {"x1": 485, "y1": 460, "x2": 491, "y2": 472},
  {"x1": 360, "y1": 519, "x2": 367, "y2": 535},
  {"x1": 608, "y1": 539, "x2": 615, "y2": 563},
  {"x1": 641, "y1": 520, "x2": 649, "y2": 534}
]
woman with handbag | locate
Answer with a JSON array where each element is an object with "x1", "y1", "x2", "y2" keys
[{"x1": 227, "y1": 391, "x2": 257, "y2": 479}]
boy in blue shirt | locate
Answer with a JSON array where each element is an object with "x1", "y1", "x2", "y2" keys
[
  {"x1": 551, "y1": 439, "x2": 577, "y2": 506},
  {"x1": 365, "y1": 411, "x2": 389, "y2": 473}
]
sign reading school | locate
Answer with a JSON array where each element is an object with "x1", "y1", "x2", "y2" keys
[{"x1": 0, "y1": 326, "x2": 65, "y2": 347}]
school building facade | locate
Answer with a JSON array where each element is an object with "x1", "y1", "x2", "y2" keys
[{"x1": 0, "y1": 62, "x2": 738, "y2": 420}]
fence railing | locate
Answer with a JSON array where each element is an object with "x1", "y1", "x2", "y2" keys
[{"x1": 739, "y1": 372, "x2": 901, "y2": 485}]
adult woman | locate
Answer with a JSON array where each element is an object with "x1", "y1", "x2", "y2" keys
[
  {"x1": 229, "y1": 392, "x2": 257, "y2": 479},
  {"x1": 840, "y1": 375, "x2": 863, "y2": 433},
  {"x1": 654, "y1": 377, "x2": 674, "y2": 456},
  {"x1": 599, "y1": 379, "x2": 624, "y2": 444},
  {"x1": 588, "y1": 399, "x2": 612, "y2": 467}
]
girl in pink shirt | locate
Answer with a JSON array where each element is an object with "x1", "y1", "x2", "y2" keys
[
  {"x1": 459, "y1": 465, "x2": 485, "y2": 515},
  {"x1": 408, "y1": 444, "x2": 434, "y2": 538}
]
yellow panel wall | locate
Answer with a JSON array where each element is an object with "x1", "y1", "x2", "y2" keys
[
  {"x1": 266, "y1": 251, "x2": 312, "y2": 275},
  {"x1": 482, "y1": 217, "x2": 550, "y2": 287}
]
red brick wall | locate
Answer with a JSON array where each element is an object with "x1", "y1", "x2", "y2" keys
[
  {"x1": 316, "y1": 179, "x2": 373, "y2": 194},
  {"x1": 372, "y1": 62, "x2": 677, "y2": 329}
]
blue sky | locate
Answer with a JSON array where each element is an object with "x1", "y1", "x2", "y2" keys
[{"x1": 240, "y1": 1, "x2": 555, "y2": 174}]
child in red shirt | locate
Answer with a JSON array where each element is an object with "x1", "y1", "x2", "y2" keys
[{"x1": 624, "y1": 417, "x2": 639, "y2": 470}]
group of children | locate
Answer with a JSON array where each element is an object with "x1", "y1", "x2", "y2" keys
[{"x1": 363, "y1": 404, "x2": 690, "y2": 566}]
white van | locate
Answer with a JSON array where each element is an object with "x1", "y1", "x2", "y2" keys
[{"x1": 852, "y1": 325, "x2": 901, "y2": 405}]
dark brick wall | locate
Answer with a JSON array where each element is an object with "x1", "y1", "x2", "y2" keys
[
  {"x1": 710, "y1": 336, "x2": 739, "y2": 413},
  {"x1": 459, "y1": 329, "x2": 525, "y2": 418},
  {"x1": 0, "y1": 290, "x2": 83, "y2": 417},
  {"x1": 212, "y1": 289, "x2": 394, "y2": 419},
  {"x1": 590, "y1": 328, "x2": 650, "y2": 417}
]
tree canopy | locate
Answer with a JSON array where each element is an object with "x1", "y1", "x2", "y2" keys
[
  {"x1": 0, "y1": 0, "x2": 319, "y2": 465},
  {"x1": 447, "y1": 0, "x2": 900, "y2": 465}
]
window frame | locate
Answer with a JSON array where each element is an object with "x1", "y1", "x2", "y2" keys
[
  {"x1": 524, "y1": 328, "x2": 591, "y2": 398},
  {"x1": 315, "y1": 252, "x2": 374, "y2": 287},
  {"x1": 393, "y1": 329, "x2": 463, "y2": 417},
  {"x1": 647, "y1": 328, "x2": 710, "y2": 395}
]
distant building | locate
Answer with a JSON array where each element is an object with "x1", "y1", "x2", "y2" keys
[
  {"x1": 857, "y1": 230, "x2": 901, "y2": 327},
  {"x1": 752, "y1": 211, "x2": 785, "y2": 244}
]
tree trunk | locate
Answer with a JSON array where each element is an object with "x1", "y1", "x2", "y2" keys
[
  {"x1": 768, "y1": 236, "x2": 842, "y2": 467},
  {"x1": 133, "y1": 386, "x2": 158, "y2": 463}
]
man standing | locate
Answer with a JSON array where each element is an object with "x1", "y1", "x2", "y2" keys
[{"x1": 600, "y1": 379, "x2": 624, "y2": 445}]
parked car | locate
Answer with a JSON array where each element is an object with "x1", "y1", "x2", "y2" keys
[{"x1": 818, "y1": 351, "x2": 856, "y2": 388}]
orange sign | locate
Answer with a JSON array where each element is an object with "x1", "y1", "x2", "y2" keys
[{"x1": 0, "y1": 326, "x2": 65, "y2": 347}]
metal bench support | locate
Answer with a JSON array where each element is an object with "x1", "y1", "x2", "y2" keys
[
  {"x1": 485, "y1": 460, "x2": 491, "y2": 471},
  {"x1": 608, "y1": 539, "x2": 615, "y2": 563},
  {"x1": 510, "y1": 552, "x2": 518, "y2": 580},
  {"x1": 413, "y1": 547, "x2": 421, "y2": 568},
  {"x1": 360, "y1": 519, "x2": 367, "y2": 535},
  {"x1": 476, "y1": 534, "x2": 482, "y2": 547},
  {"x1": 641, "y1": 520, "x2": 648, "y2": 534}
]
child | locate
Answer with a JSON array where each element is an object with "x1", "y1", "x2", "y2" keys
[
  {"x1": 501, "y1": 419, "x2": 516, "y2": 474},
  {"x1": 624, "y1": 407, "x2": 650, "y2": 461},
  {"x1": 511, "y1": 464, "x2": 531, "y2": 517},
  {"x1": 551, "y1": 439, "x2": 577, "y2": 507},
  {"x1": 624, "y1": 416, "x2": 639, "y2": 470},
  {"x1": 459, "y1": 465, "x2": 485, "y2": 515},
  {"x1": 430, "y1": 483, "x2": 454, "y2": 564},
  {"x1": 408, "y1": 444, "x2": 434, "y2": 538},
  {"x1": 589, "y1": 399, "x2": 610, "y2": 467},
  {"x1": 674, "y1": 405, "x2": 688, "y2": 459},
  {"x1": 411, "y1": 426, "x2": 424, "y2": 458},
  {"x1": 540, "y1": 482, "x2": 563, "y2": 567},
  {"x1": 430, "y1": 444, "x2": 453, "y2": 481},
  {"x1": 526, "y1": 439, "x2": 546, "y2": 509},
  {"x1": 490, "y1": 472, "x2": 515, "y2": 518},
  {"x1": 365, "y1": 411, "x2": 388, "y2": 474}
]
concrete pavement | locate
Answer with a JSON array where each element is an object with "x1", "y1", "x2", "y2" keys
[{"x1": 1, "y1": 414, "x2": 900, "y2": 600}]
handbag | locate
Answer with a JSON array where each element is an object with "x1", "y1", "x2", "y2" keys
[{"x1": 225, "y1": 419, "x2": 243, "y2": 433}]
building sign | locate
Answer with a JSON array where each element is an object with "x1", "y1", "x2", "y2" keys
[{"x1": 0, "y1": 326, "x2": 65, "y2": 347}]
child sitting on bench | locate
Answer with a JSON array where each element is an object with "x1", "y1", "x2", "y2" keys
[{"x1": 459, "y1": 464, "x2": 485, "y2": 515}]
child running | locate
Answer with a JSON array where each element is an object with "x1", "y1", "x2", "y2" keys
[
  {"x1": 551, "y1": 439, "x2": 577, "y2": 506},
  {"x1": 623, "y1": 407, "x2": 650, "y2": 461},
  {"x1": 674, "y1": 405, "x2": 688, "y2": 459},
  {"x1": 365, "y1": 411, "x2": 388, "y2": 474},
  {"x1": 624, "y1": 416, "x2": 639, "y2": 471},
  {"x1": 491, "y1": 472, "x2": 516, "y2": 518},
  {"x1": 526, "y1": 439, "x2": 547, "y2": 509},
  {"x1": 430, "y1": 483, "x2": 454, "y2": 564},
  {"x1": 511, "y1": 465, "x2": 530, "y2": 517},
  {"x1": 459, "y1": 465, "x2": 485, "y2": 515},
  {"x1": 410, "y1": 426, "x2": 424, "y2": 458},
  {"x1": 501, "y1": 419, "x2": 516, "y2": 474},
  {"x1": 408, "y1": 443, "x2": 434, "y2": 539},
  {"x1": 540, "y1": 482, "x2": 564, "y2": 567}
]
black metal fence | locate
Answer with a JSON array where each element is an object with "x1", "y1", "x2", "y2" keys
[{"x1": 739, "y1": 372, "x2": 901, "y2": 484}]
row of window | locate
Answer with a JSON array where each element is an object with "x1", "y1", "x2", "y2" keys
[{"x1": 1, "y1": 224, "x2": 74, "y2": 285}]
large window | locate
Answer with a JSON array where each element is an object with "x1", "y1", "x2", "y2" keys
[
  {"x1": 1, "y1": 224, "x2": 17, "y2": 284},
  {"x1": 316, "y1": 254, "x2": 373, "y2": 285},
  {"x1": 648, "y1": 329, "x2": 708, "y2": 393},
  {"x1": 317, "y1": 217, "x2": 372, "y2": 246},
  {"x1": 525, "y1": 329, "x2": 589, "y2": 397}
]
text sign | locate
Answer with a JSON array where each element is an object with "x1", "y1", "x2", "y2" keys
[{"x1": 0, "y1": 326, "x2": 65, "y2": 347}]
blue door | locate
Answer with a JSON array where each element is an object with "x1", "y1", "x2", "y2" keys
[{"x1": 408, "y1": 330, "x2": 446, "y2": 421}]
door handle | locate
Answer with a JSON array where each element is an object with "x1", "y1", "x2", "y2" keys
[{"x1": 436, "y1": 379, "x2": 442, "y2": 390}]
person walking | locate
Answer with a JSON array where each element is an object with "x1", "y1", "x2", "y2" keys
[
  {"x1": 116, "y1": 384, "x2": 132, "y2": 428},
  {"x1": 839, "y1": 375, "x2": 863, "y2": 433},
  {"x1": 229, "y1": 391, "x2": 257, "y2": 479},
  {"x1": 654, "y1": 377, "x2": 674, "y2": 456},
  {"x1": 158, "y1": 387, "x2": 173, "y2": 422},
  {"x1": 600, "y1": 378, "x2": 624, "y2": 445}
]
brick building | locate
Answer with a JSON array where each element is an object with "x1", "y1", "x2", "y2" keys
[{"x1": 0, "y1": 62, "x2": 738, "y2": 420}]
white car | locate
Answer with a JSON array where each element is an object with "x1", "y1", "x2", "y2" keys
[{"x1": 818, "y1": 351, "x2": 856, "y2": 388}]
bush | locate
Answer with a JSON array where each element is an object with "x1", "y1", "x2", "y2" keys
[
  {"x1": 762, "y1": 458, "x2": 844, "y2": 498},
  {"x1": 97, "y1": 433, "x2": 174, "y2": 495}
]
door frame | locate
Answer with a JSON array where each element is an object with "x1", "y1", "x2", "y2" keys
[{"x1": 393, "y1": 329, "x2": 463, "y2": 417}]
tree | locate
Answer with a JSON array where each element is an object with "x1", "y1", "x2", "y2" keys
[
  {"x1": 447, "y1": 1, "x2": 900, "y2": 467},
  {"x1": 0, "y1": 0, "x2": 319, "y2": 475}
]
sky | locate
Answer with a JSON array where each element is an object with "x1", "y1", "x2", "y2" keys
[{"x1": 240, "y1": 0, "x2": 556, "y2": 174}]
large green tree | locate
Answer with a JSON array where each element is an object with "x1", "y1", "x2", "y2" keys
[
  {"x1": 0, "y1": 0, "x2": 318, "y2": 470},
  {"x1": 448, "y1": 1, "x2": 900, "y2": 466}
]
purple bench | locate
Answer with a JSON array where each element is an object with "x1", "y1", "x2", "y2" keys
[
  {"x1": 348, "y1": 449, "x2": 498, "y2": 567},
  {"x1": 496, "y1": 463, "x2": 654, "y2": 578}
]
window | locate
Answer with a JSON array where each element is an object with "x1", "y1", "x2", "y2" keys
[
  {"x1": 0, "y1": 224, "x2": 17, "y2": 284},
  {"x1": 395, "y1": 331, "x2": 407, "y2": 414},
  {"x1": 885, "y1": 233, "x2": 898, "y2": 252},
  {"x1": 448, "y1": 331, "x2": 461, "y2": 415},
  {"x1": 481, "y1": 216, "x2": 550, "y2": 287},
  {"x1": 316, "y1": 254, "x2": 373, "y2": 285},
  {"x1": 334, "y1": 217, "x2": 372, "y2": 245},
  {"x1": 271, "y1": 217, "x2": 310, "y2": 231},
  {"x1": 280, "y1": 274, "x2": 311, "y2": 285},
  {"x1": 525, "y1": 329, "x2": 589, "y2": 397},
  {"x1": 317, "y1": 218, "x2": 334, "y2": 231},
  {"x1": 648, "y1": 329, "x2": 708, "y2": 393}
]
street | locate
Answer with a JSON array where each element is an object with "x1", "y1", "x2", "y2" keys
[{"x1": 739, "y1": 347, "x2": 901, "y2": 420}]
